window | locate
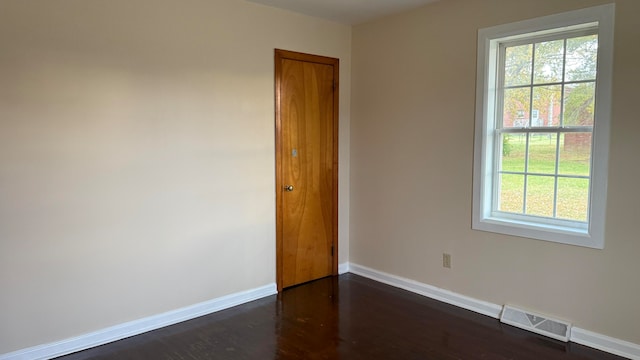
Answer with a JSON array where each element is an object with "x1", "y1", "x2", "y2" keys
[{"x1": 473, "y1": 4, "x2": 614, "y2": 249}]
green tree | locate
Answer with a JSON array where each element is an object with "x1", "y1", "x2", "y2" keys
[{"x1": 502, "y1": 35, "x2": 597, "y2": 128}]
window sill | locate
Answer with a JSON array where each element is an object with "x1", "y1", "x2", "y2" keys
[{"x1": 472, "y1": 216, "x2": 603, "y2": 249}]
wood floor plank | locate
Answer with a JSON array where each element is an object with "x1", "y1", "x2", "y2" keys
[{"x1": 55, "y1": 274, "x2": 624, "y2": 359}]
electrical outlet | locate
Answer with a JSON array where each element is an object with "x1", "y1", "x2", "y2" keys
[{"x1": 443, "y1": 253, "x2": 451, "y2": 268}]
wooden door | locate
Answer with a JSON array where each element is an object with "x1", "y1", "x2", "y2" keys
[{"x1": 275, "y1": 49, "x2": 339, "y2": 291}]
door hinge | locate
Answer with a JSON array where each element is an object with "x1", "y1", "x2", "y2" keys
[{"x1": 331, "y1": 245, "x2": 334, "y2": 256}]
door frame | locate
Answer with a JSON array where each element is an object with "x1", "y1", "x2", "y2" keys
[{"x1": 274, "y1": 49, "x2": 339, "y2": 292}]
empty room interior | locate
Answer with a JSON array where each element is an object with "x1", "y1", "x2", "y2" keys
[{"x1": 1, "y1": 0, "x2": 639, "y2": 359}]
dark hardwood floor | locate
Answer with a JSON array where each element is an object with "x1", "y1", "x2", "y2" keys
[{"x1": 56, "y1": 274, "x2": 623, "y2": 359}]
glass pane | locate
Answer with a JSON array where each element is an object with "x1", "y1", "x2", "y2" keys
[
  {"x1": 501, "y1": 134, "x2": 526, "y2": 172},
  {"x1": 503, "y1": 88, "x2": 531, "y2": 128},
  {"x1": 559, "y1": 133, "x2": 592, "y2": 176},
  {"x1": 504, "y1": 44, "x2": 533, "y2": 86},
  {"x1": 499, "y1": 174, "x2": 524, "y2": 213},
  {"x1": 565, "y1": 35, "x2": 598, "y2": 82},
  {"x1": 534, "y1": 39, "x2": 564, "y2": 84},
  {"x1": 532, "y1": 85, "x2": 562, "y2": 127},
  {"x1": 527, "y1": 133, "x2": 557, "y2": 174},
  {"x1": 557, "y1": 177, "x2": 589, "y2": 221},
  {"x1": 563, "y1": 82, "x2": 595, "y2": 126},
  {"x1": 525, "y1": 175, "x2": 555, "y2": 217}
]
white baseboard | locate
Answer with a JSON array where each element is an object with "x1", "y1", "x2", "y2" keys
[
  {"x1": 0, "y1": 283, "x2": 277, "y2": 360},
  {"x1": 572, "y1": 327, "x2": 640, "y2": 360},
  {"x1": 348, "y1": 263, "x2": 640, "y2": 360},
  {"x1": 338, "y1": 262, "x2": 350, "y2": 274},
  {"x1": 349, "y1": 263, "x2": 503, "y2": 318},
  {"x1": 4, "y1": 267, "x2": 640, "y2": 360}
]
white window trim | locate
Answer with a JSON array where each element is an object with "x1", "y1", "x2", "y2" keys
[{"x1": 472, "y1": 4, "x2": 615, "y2": 249}]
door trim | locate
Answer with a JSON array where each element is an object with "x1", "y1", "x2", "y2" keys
[{"x1": 274, "y1": 49, "x2": 339, "y2": 292}]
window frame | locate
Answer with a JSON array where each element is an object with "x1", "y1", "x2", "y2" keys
[{"x1": 472, "y1": 4, "x2": 615, "y2": 249}]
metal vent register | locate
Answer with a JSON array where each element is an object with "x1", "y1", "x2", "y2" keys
[{"x1": 500, "y1": 305, "x2": 571, "y2": 342}]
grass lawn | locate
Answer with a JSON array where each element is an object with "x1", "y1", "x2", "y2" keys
[{"x1": 498, "y1": 134, "x2": 591, "y2": 221}]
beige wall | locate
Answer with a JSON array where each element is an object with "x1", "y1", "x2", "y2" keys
[
  {"x1": 0, "y1": 0, "x2": 350, "y2": 353},
  {"x1": 351, "y1": 0, "x2": 640, "y2": 345}
]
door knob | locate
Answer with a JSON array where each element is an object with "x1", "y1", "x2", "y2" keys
[{"x1": 284, "y1": 185, "x2": 294, "y2": 192}]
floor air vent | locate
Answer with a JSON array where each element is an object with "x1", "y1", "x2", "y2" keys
[{"x1": 500, "y1": 305, "x2": 571, "y2": 342}]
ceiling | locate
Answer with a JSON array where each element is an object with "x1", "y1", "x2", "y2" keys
[{"x1": 246, "y1": 0, "x2": 440, "y2": 25}]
